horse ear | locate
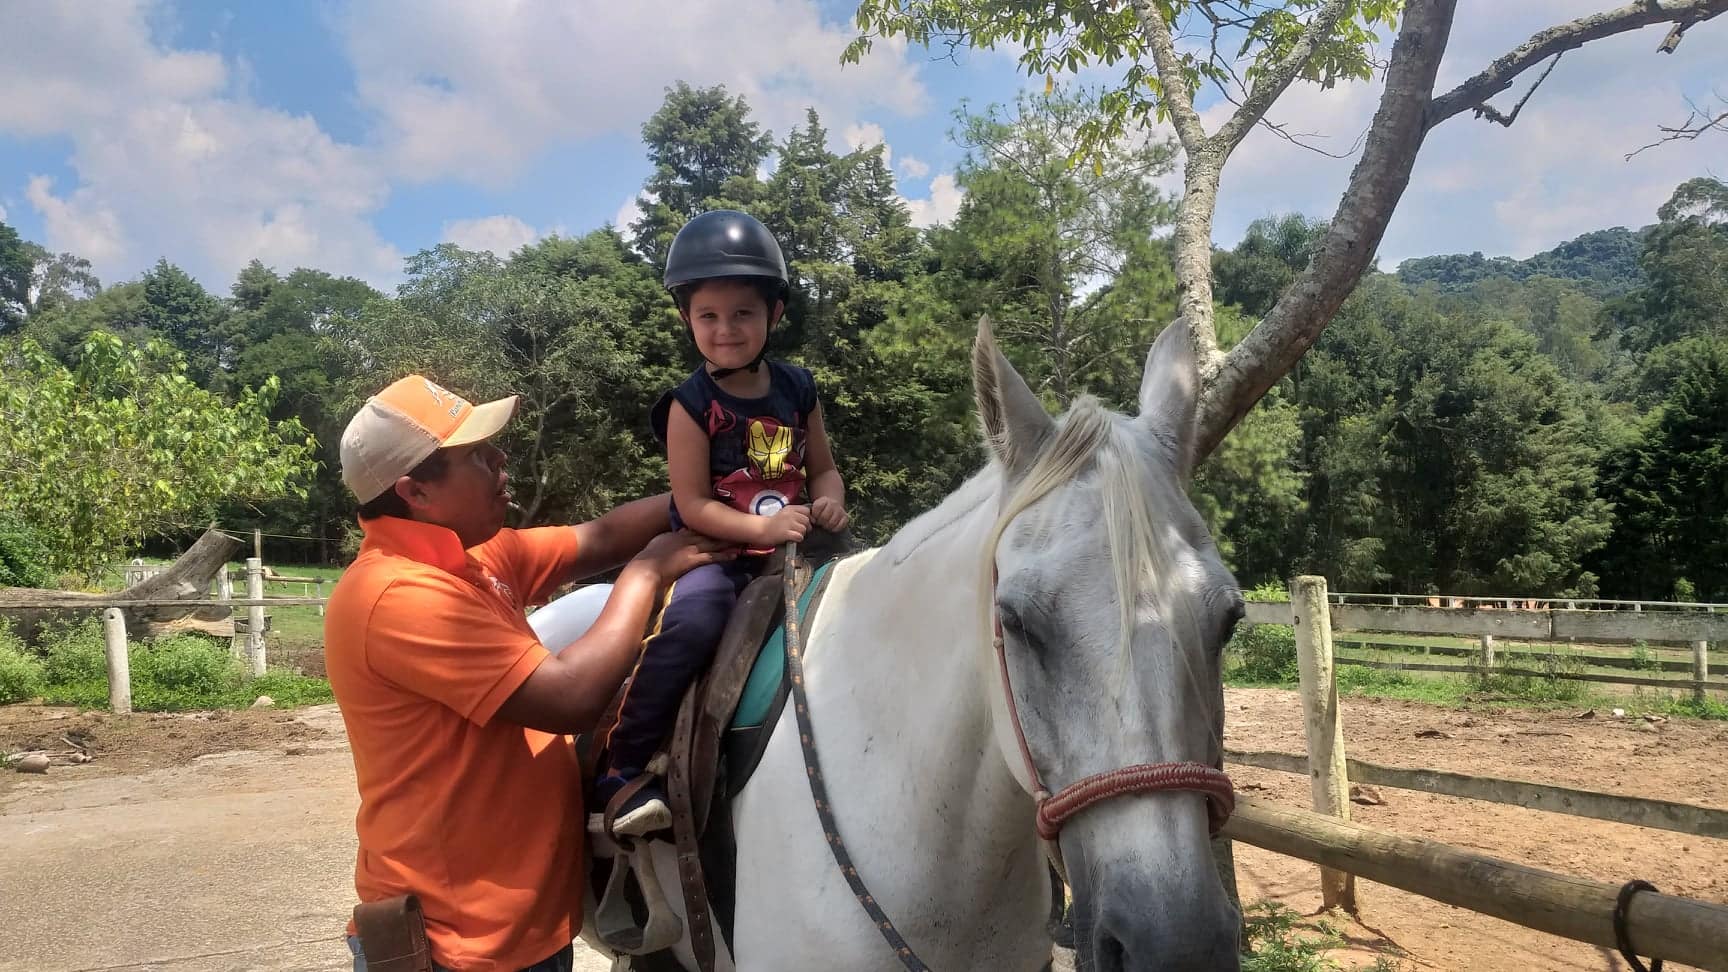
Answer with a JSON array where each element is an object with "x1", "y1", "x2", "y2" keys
[
  {"x1": 1137, "y1": 319, "x2": 1199, "y2": 478},
  {"x1": 973, "y1": 316, "x2": 1054, "y2": 477}
]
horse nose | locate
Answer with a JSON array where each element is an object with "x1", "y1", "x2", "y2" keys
[{"x1": 1089, "y1": 898, "x2": 1240, "y2": 971}]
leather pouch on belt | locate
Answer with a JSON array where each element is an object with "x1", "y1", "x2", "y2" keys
[{"x1": 353, "y1": 894, "x2": 435, "y2": 972}]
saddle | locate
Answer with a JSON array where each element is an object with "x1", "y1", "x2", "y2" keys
[{"x1": 582, "y1": 532, "x2": 848, "y2": 971}]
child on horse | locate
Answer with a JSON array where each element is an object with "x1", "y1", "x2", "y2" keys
[{"x1": 596, "y1": 209, "x2": 850, "y2": 836}]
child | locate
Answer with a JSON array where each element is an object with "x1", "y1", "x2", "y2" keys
[{"x1": 596, "y1": 210, "x2": 849, "y2": 836}]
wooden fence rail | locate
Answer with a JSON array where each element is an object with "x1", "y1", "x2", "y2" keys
[
  {"x1": 0, "y1": 596, "x2": 327, "y2": 609},
  {"x1": 1336, "y1": 655, "x2": 1728, "y2": 691},
  {"x1": 1225, "y1": 798, "x2": 1728, "y2": 971},
  {"x1": 1338, "y1": 637, "x2": 1728, "y2": 675},
  {"x1": 1225, "y1": 748, "x2": 1728, "y2": 839}
]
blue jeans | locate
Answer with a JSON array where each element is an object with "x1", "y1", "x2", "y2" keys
[{"x1": 347, "y1": 935, "x2": 574, "y2": 972}]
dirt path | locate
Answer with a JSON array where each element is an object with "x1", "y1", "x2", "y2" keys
[
  {"x1": 1223, "y1": 689, "x2": 1728, "y2": 971},
  {"x1": 2, "y1": 692, "x2": 1723, "y2": 970}
]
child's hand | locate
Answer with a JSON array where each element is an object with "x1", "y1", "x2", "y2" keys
[
  {"x1": 811, "y1": 496, "x2": 850, "y2": 533},
  {"x1": 756, "y1": 504, "x2": 812, "y2": 547}
]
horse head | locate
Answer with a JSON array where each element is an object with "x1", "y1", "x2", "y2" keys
[{"x1": 974, "y1": 317, "x2": 1245, "y2": 970}]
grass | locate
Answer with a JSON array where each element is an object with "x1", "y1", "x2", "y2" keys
[
  {"x1": 4, "y1": 616, "x2": 331, "y2": 712},
  {"x1": 1241, "y1": 902, "x2": 1404, "y2": 972},
  {"x1": 1227, "y1": 623, "x2": 1728, "y2": 720}
]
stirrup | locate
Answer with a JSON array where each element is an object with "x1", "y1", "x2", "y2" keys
[{"x1": 594, "y1": 840, "x2": 683, "y2": 956}]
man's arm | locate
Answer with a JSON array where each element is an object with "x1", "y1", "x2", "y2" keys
[
  {"x1": 567, "y1": 493, "x2": 676, "y2": 581},
  {"x1": 498, "y1": 531, "x2": 736, "y2": 734}
]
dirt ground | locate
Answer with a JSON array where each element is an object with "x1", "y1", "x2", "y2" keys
[
  {"x1": 3, "y1": 689, "x2": 1724, "y2": 970},
  {"x1": 1224, "y1": 688, "x2": 1728, "y2": 971}
]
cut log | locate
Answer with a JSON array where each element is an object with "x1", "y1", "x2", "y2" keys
[{"x1": 0, "y1": 528, "x2": 242, "y2": 644}]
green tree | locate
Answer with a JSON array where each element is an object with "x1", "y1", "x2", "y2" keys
[
  {"x1": 23, "y1": 245, "x2": 101, "y2": 316},
  {"x1": 0, "y1": 221, "x2": 32, "y2": 333},
  {"x1": 847, "y1": 0, "x2": 1725, "y2": 462},
  {"x1": 19, "y1": 281, "x2": 150, "y2": 366},
  {"x1": 0, "y1": 333, "x2": 314, "y2": 577},
  {"x1": 932, "y1": 87, "x2": 1179, "y2": 405},
  {"x1": 1606, "y1": 177, "x2": 1728, "y2": 354},
  {"x1": 1213, "y1": 214, "x2": 1328, "y2": 318},
  {"x1": 138, "y1": 259, "x2": 232, "y2": 388},
  {"x1": 1294, "y1": 277, "x2": 1613, "y2": 595},
  {"x1": 1592, "y1": 336, "x2": 1728, "y2": 600},
  {"x1": 330, "y1": 234, "x2": 663, "y2": 525},
  {"x1": 630, "y1": 83, "x2": 773, "y2": 265},
  {"x1": 224, "y1": 263, "x2": 382, "y2": 561}
]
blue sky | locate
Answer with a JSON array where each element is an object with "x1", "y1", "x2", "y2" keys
[{"x1": 1, "y1": 1, "x2": 1722, "y2": 293}]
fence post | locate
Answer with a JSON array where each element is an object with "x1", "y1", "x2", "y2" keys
[
  {"x1": 1480, "y1": 634, "x2": 1496, "y2": 681},
  {"x1": 246, "y1": 557, "x2": 266, "y2": 677},
  {"x1": 1695, "y1": 641, "x2": 1710, "y2": 704},
  {"x1": 316, "y1": 578, "x2": 326, "y2": 617},
  {"x1": 103, "y1": 608, "x2": 132, "y2": 715},
  {"x1": 1290, "y1": 575, "x2": 1356, "y2": 913},
  {"x1": 221, "y1": 568, "x2": 241, "y2": 658}
]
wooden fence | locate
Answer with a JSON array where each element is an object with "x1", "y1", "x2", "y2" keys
[
  {"x1": 1245, "y1": 597, "x2": 1724, "y2": 701},
  {"x1": 6, "y1": 559, "x2": 328, "y2": 714},
  {"x1": 1223, "y1": 576, "x2": 1728, "y2": 970}
]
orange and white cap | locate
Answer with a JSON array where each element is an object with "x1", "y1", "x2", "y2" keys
[{"x1": 340, "y1": 375, "x2": 519, "y2": 503}]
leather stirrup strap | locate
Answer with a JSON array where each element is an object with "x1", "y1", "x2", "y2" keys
[
  {"x1": 670, "y1": 685, "x2": 718, "y2": 971},
  {"x1": 352, "y1": 895, "x2": 434, "y2": 972}
]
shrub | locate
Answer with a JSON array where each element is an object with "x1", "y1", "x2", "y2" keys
[
  {"x1": 1230, "y1": 624, "x2": 1299, "y2": 683},
  {"x1": 38, "y1": 617, "x2": 108, "y2": 684},
  {"x1": 0, "y1": 623, "x2": 44, "y2": 703},
  {"x1": 0, "y1": 513, "x2": 52, "y2": 588}
]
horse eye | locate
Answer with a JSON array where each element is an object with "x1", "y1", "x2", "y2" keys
[{"x1": 1219, "y1": 600, "x2": 1246, "y2": 648}]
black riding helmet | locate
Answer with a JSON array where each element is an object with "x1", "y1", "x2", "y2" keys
[{"x1": 664, "y1": 210, "x2": 789, "y2": 378}]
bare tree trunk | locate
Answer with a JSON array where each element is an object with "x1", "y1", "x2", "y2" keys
[
  {"x1": 0, "y1": 528, "x2": 242, "y2": 644},
  {"x1": 1174, "y1": 151, "x2": 1226, "y2": 383},
  {"x1": 1194, "y1": 0, "x2": 1462, "y2": 460}
]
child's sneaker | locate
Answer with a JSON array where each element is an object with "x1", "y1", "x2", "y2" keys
[{"x1": 594, "y1": 770, "x2": 671, "y2": 838}]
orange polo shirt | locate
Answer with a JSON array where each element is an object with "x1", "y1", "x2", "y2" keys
[{"x1": 324, "y1": 516, "x2": 586, "y2": 971}]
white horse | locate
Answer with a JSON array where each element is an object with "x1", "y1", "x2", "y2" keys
[{"x1": 553, "y1": 319, "x2": 1245, "y2": 971}]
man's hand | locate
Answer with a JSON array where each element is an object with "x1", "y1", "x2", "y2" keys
[
  {"x1": 811, "y1": 496, "x2": 850, "y2": 533},
  {"x1": 630, "y1": 530, "x2": 739, "y2": 585}
]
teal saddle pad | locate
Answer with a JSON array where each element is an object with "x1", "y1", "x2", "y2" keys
[{"x1": 730, "y1": 560, "x2": 835, "y2": 731}]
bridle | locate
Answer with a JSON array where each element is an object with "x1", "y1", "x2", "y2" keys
[{"x1": 988, "y1": 568, "x2": 1235, "y2": 863}]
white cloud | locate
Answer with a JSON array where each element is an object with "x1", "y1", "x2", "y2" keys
[
  {"x1": 897, "y1": 155, "x2": 931, "y2": 179},
  {"x1": 440, "y1": 215, "x2": 544, "y2": 257},
  {"x1": 26, "y1": 177, "x2": 127, "y2": 266},
  {"x1": 0, "y1": 1, "x2": 400, "y2": 287},
  {"x1": 904, "y1": 173, "x2": 964, "y2": 228},
  {"x1": 613, "y1": 196, "x2": 644, "y2": 233},
  {"x1": 842, "y1": 121, "x2": 891, "y2": 165},
  {"x1": 0, "y1": 202, "x2": 8, "y2": 224},
  {"x1": 341, "y1": 0, "x2": 930, "y2": 184}
]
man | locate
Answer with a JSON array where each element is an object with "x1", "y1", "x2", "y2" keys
[{"x1": 324, "y1": 375, "x2": 734, "y2": 971}]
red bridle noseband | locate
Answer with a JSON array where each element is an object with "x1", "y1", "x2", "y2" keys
[{"x1": 990, "y1": 578, "x2": 1235, "y2": 844}]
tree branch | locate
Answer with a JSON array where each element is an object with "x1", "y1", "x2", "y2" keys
[
  {"x1": 1131, "y1": 0, "x2": 1210, "y2": 155},
  {"x1": 1625, "y1": 96, "x2": 1728, "y2": 158},
  {"x1": 1213, "y1": 0, "x2": 1356, "y2": 154},
  {"x1": 1470, "y1": 52, "x2": 1563, "y2": 127},
  {"x1": 1427, "y1": 0, "x2": 1728, "y2": 130}
]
